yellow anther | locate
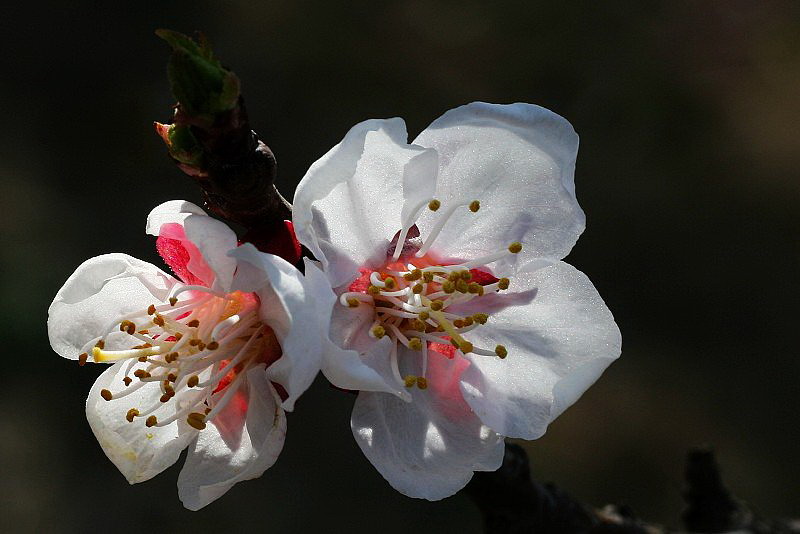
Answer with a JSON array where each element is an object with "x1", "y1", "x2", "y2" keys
[
  {"x1": 160, "y1": 393, "x2": 171, "y2": 403},
  {"x1": 147, "y1": 304, "x2": 156, "y2": 315},
  {"x1": 508, "y1": 242, "x2": 522, "y2": 253},
  {"x1": 166, "y1": 373, "x2": 177, "y2": 383},
  {"x1": 145, "y1": 415, "x2": 158, "y2": 427},
  {"x1": 169, "y1": 297, "x2": 178, "y2": 306},
  {"x1": 367, "y1": 285, "x2": 381, "y2": 296},
  {"x1": 404, "y1": 375, "x2": 417, "y2": 388},
  {"x1": 174, "y1": 332, "x2": 183, "y2": 341},
  {"x1": 119, "y1": 320, "x2": 136, "y2": 335},
  {"x1": 133, "y1": 369, "x2": 151, "y2": 379},
  {"x1": 187, "y1": 413, "x2": 207, "y2": 430},
  {"x1": 461, "y1": 270, "x2": 472, "y2": 281},
  {"x1": 428, "y1": 199, "x2": 441, "y2": 211},
  {"x1": 410, "y1": 319, "x2": 427, "y2": 332},
  {"x1": 189, "y1": 338, "x2": 200, "y2": 346},
  {"x1": 453, "y1": 319, "x2": 464, "y2": 328},
  {"x1": 165, "y1": 352, "x2": 179, "y2": 363},
  {"x1": 463, "y1": 317, "x2": 474, "y2": 327},
  {"x1": 448, "y1": 271, "x2": 461, "y2": 282},
  {"x1": 498, "y1": 278, "x2": 510, "y2": 290},
  {"x1": 469, "y1": 200, "x2": 480, "y2": 212},
  {"x1": 412, "y1": 283, "x2": 424, "y2": 294},
  {"x1": 472, "y1": 313, "x2": 489, "y2": 324},
  {"x1": 133, "y1": 343, "x2": 153, "y2": 349},
  {"x1": 371, "y1": 325, "x2": 386, "y2": 339},
  {"x1": 430, "y1": 300, "x2": 443, "y2": 311},
  {"x1": 403, "y1": 269, "x2": 422, "y2": 281},
  {"x1": 442, "y1": 281, "x2": 456, "y2": 294},
  {"x1": 408, "y1": 337, "x2": 423, "y2": 350},
  {"x1": 468, "y1": 282, "x2": 483, "y2": 294},
  {"x1": 416, "y1": 376, "x2": 428, "y2": 390},
  {"x1": 137, "y1": 329, "x2": 149, "y2": 334},
  {"x1": 125, "y1": 408, "x2": 139, "y2": 422},
  {"x1": 495, "y1": 345, "x2": 508, "y2": 359},
  {"x1": 204, "y1": 407, "x2": 212, "y2": 415},
  {"x1": 423, "y1": 272, "x2": 434, "y2": 283},
  {"x1": 418, "y1": 311, "x2": 430, "y2": 321},
  {"x1": 456, "y1": 279, "x2": 469, "y2": 293},
  {"x1": 95, "y1": 340, "x2": 105, "y2": 349},
  {"x1": 187, "y1": 319, "x2": 200, "y2": 328},
  {"x1": 459, "y1": 341, "x2": 473, "y2": 353},
  {"x1": 78, "y1": 353, "x2": 88, "y2": 366},
  {"x1": 123, "y1": 376, "x2": 132, "y2": 386},
  {"x1": 206, "y1": 341, "x2": 219, "y2": 351},
  {"x1": 346, "y1": 297, "x2": 360, "y2": 308},
  {"x1": 187, "y1": 375, "x2": 200, "y2": 388},
  {"x1": 384, "y1": 277, "x2": 396, "y2": 289},
  {"x1": 197, "y1": 342, "x2": 206, "y2": 351},
  {"x1": 137, "y1": 356, "x2": 148, "y2": 362},
  {"x1": 100, "y1": 389, "x2": 113, "y2": 401}
]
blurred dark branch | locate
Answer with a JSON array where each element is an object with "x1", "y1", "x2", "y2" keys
[
  {"x1": 154, "y1": 29, "x2": 290, "y2": 230},
  {"x1": 465, "y1": 444, "x2": 799, "y2": 534}
]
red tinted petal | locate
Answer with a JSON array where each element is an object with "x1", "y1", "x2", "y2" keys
[
  {"x1": 348, "y1": 267, "x2": 374, "y2": 293},
  {"x1": 156, "y1": 235, "x2": 205, "y2": 286},
  {"x1": 428, "y1": 336, "x2": 456, "y2": 359},
  {"x1": 469, "y1": 268, "x2": 499, "y2": 286},
  {"x1": 241, "y1": 220, "x2": 302, "y2": 266}
]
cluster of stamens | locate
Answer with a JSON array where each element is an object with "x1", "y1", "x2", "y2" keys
[
  {"x1": 339, "y1": 197, "x2": 520, "y2": 390},
  {"x1": 78, "y1": 285, "x2": 271, "y2": 431}
]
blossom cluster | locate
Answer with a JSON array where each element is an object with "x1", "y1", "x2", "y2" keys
[{"x1": 48, "y1": 102, "x2": 621, "y2": 508}]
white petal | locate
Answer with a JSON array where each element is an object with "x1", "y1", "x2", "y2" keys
[
  {"x1": 85, "y1": 360, "x2": 207, "y2": 484},
  {"x1": 400, "y1": 147, "x2": 439, "y2": 226},
  {"x1": 325, "y1": 336, "x2": 412, "y2": 400},
  {"x1": 229, "y1": 246, "x2": 323, "y2": 411},
  {"x1": 48, "y1": 254, "x2": 177, "y2": 360},
  {"x1": 146, "y1": 200, "x2": 238, "y2": 291},
  {"x1": 293, "y1": 118, "x2": 430, "y2": 288},
  {"x1": 413, "y1": 102, "x2": 585, "y2": 268},
  {"x1": 184, "y1": 215, "x2": 238, "y2": 292},
  {"x1": 145, "y1": 200, "x2": 206, "y2": 235},
  {"x1": 455, "y1": 260, "x2": 621, "y2": 440},
  {"x1": 322, "y1": 284, "x2": 408, "y2": 398},
  {"x1": 351, "y1": 348, "x2": 504, "y2": 500},
  {"x1": 178, "y1": 366, "x2": 286, "y2": 510}
]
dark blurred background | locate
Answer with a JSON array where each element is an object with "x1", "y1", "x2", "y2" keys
[{"x1": 1, "y1": 1, "x2": 798, "y2": 532}]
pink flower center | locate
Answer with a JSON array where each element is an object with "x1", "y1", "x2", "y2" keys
[{"x1": 338, "y1": 197, "x2": 522, "y2": 390}]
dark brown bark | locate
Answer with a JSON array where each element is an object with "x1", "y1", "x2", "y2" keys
[{"x1": 168, "y1": 96, "x2": 291, "y2": 229}]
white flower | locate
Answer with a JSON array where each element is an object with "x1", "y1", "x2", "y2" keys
[
  {"x1": 293, "y1": 102, "x2": 622, "y2": 499},
  {"x1": 48, "y1": 200, "x2": 325, "y2": 510}
]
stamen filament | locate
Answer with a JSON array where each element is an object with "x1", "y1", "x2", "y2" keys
[
  {"x1": 170, "y1": 285, "x2": 229, "y2": 300},
  {"x1": 392, "y1": 198, "x2": 431, "y2": 260},
  {"x1": 416, "y1": 201, "x2": 473, "y2": 257},
  {"x1": 210, "y1": 314, "x2": 241, "y2": 340},
  {"x1": 369, "y1": 271, "x2": 387, "y2": 288},
  {"x1": 204, "y1": 369, "x2": 248, "y2": 421},
  {"x1": 339, "y1": 292, "x2": 374, "y2": 307}
]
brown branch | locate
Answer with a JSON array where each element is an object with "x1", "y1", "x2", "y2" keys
[
  {"x1": 465, "y1": 443, "x2": 799, "y2": 534},
  {"x1": 154, "y1": 30, "x2": 290, "y2": 230}
]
